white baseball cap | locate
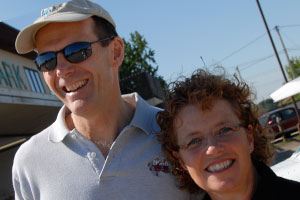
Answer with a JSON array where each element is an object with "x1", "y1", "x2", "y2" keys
[{"x1": 15, "y1": 0, "x2": 116, "y2": 54}]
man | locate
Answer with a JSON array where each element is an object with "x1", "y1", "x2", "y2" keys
[{"x1": 12, "y1": 0, "x2": 196, "y2": 199}]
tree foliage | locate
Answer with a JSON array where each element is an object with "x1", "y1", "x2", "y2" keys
[
  {"x1": 257, "y1": 98, "x2": 279, "y2": 114},
  {"x1": 119, "y1": 31, "x2": 167, "y2": 89},
  {"x1": 278, "y1": 94, "x2": 300, "y2": 107},
  {"x1": 285, "y1": 56, "x2": 300, "y2": 80},
  {"x1": 281, "y1": 56, "x2": 300, "y2": 105}
]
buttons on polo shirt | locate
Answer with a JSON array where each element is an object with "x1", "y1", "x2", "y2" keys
[
  {"x1": 71, "y1": 134, "x2": 77, "y2": 139},
  {"x1": 90, "y1": 152, "x2": 97, "y2": 158}
]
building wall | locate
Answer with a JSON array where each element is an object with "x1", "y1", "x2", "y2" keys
[
  {"x1": 0, "y1": 49, "x2": 51, "y2": 95},
  {"x1": 0, "y1": 31, "x2": 62, "y2": 199},
  {"x1": 0, "y1": 138, "x2": 24, "y2": 199}
]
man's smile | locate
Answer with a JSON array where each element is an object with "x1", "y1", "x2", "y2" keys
[{"x1": 64, "y1": 79, "x2": 88, "y2": 93}]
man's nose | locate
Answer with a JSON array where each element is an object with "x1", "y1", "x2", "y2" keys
[{"x1": 56, "y1": 53, "x2": 75, "y2": 77}]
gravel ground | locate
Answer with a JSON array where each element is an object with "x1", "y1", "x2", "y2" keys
[{"x1": 271, "y1": 132, "x2": 300, "y2": 165}]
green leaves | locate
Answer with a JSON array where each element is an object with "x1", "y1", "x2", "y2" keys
[
  {"x1": 119, "y1": 31, "x2": 167, "y2": 92},
  {"x1": 120, "y1": 31, "x2": 158, "y2": 78},
  {"x1": 258, "y1": 98, "x2": 279, "y2": 113},
  {"x1": 285, "y1": 56, "x2": 300, "y2": 80}
]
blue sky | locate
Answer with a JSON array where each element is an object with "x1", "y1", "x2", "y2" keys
[{"x1": 2, "y1": 0, "x2": 300, "y2": 103}]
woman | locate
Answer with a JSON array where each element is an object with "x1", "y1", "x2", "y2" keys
[{"x1": 157, "y1": 69, "x2": 300, "y2": 200}]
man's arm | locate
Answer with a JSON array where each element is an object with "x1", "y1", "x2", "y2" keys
[
  {"x1": 12, "y1": 150, "x2": 34, "y2": 200},
  {"x1": 12, "y1": 170, "x2": 25, "y2": 200}
]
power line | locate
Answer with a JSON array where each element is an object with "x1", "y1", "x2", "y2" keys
[
  {"x1": 230, "y1": 52, "x2": 280, "y2": 71},
  {"x1": 230, "y1": 48, "x2": 300, "y2": 71},
  {"x1": 280, "y1": 31, "x2": 300, "y2": 49},
  {"x1": 209, "y1": 25, "x2": 300, "y2": 69},
  {"x1": 209, "y1": 31, "x2": 269, "y2": 67},
  {"x1": 254, "y1": 76, "x2": 285, "y2": 86},
  {"x1": 245, "y1": 67, "x2": 282, "y2": 80},
  {"x1": 239, "y1": 54, "x2": 275, "y2": 71},
  {"x1": 286, "y1": 48, "x2": 300, "y2": 51},
  {"x1": 277, "y1": 24, "x2": 300, "y2": 29}
]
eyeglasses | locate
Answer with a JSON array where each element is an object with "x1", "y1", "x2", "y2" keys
[
  {"x1": 177, "y1": 122, "x2": 246, "y2": 152},
  {"x1": 35, "y1": 36, "x2": 115, "y2": 72}
]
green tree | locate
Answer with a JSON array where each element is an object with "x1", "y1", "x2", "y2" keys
[
  {"x1": 257, "y1": 98, "x2": 279, "y2": 113},
  {"x1": 282, "y1": 56, "x2": 300, "y2": 104},
  {"x1": 285, "y1": 56, "x2": 300, "y2": 80},
  {"x1": 119, "y1": 31, "x2": 167, "y2": 90}
]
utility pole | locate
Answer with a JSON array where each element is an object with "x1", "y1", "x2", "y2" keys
[
  {"x1": 235, "y1": 66, "x2": 243, "y2": 81},
  {"x1": 275, "y1": 26, "x2": 297, "y2": 79},
  {"x1": 200, "y1": 56, "x2": 207, "y2": 68},
  {"x1": 256, "y1": 0, "x2": 300, "y2": 134}
]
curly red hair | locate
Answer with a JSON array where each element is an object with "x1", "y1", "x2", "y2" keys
[{"x1": 156, "y1": 68, "x2": 274, "y2": 193}]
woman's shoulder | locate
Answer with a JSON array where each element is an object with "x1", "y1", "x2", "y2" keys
[
  {"x1": 275, "y1": 175, "x2": 300, "y2": 189},
  {"x1": 254, "y1": 160, "x2": 300, "y2": 199}
]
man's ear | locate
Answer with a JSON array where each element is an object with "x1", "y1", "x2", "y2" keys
[
  {"x1": 172, "y1": 151, "x2": 187, "y2": 170},
  {"x1": 111, "y1": 36, "x2": 124, "y2": 68}
]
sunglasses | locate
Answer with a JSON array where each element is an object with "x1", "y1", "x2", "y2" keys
[{"x1": 35, "y1": 36, "x2": 115, "y2": 72}]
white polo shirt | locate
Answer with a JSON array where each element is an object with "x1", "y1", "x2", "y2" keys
[{"x1": 13, "y1": 93, "x2": 200, "y2": 200}]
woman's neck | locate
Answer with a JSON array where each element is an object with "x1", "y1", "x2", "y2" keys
[{"x1": 209, "y1": 164, "x2": 257, "y2": 200}]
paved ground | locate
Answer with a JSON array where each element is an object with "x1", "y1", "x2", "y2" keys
[{"x1": 271, "y1": 132, "x2": 300, "y2": 165}]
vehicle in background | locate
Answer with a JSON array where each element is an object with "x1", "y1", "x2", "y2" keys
[{"x1": 258, "y1": 107, "x2": 299, "y2": 138}]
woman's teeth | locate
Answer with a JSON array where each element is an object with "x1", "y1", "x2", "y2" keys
[{"x1": 206, "y1": 160, "x2": 234, "y2": 172}]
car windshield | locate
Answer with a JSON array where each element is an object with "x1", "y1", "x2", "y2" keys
[{"x1": 280, "y1": 108, "x2": 296, "y2": 120}]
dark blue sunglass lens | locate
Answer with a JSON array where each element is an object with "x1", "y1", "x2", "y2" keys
[
  {"x1": 35, "y1": 42, "x2": 93, "y2": 72},
  {"x1": 64, "y1": 42, "x2": 92, "y2": 63},
  {"x1": 35, "y1": 52, "x2": 57, "y2": 72}
]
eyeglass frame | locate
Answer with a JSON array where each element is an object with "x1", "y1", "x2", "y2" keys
[{"x1": 175, "y1": 122, "x2": 248, "y2": 152}]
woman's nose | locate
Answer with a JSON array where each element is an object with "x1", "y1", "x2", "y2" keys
[{"x1": 205, "y1": 135, "x2": 225, "y2": 156}]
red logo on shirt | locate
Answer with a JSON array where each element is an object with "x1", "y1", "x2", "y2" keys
[{"x1": 148, "y1": 158, "x2": 170, "y2": 176}]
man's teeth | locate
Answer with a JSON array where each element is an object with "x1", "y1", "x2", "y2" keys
[
  {"x1": 206, "y1": 160, "x2": 233, "y2": 172},
  {"x1": 65, "y1": 80, "x2": 87, "y2": 92}
]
